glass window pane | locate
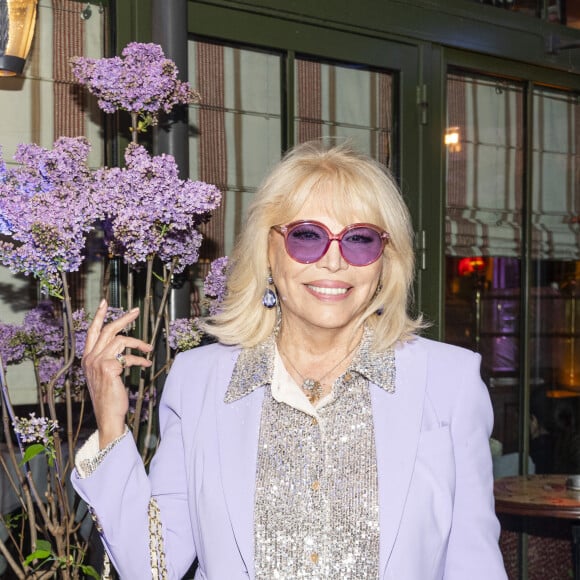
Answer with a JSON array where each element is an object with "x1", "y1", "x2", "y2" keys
[
  {"x1": 294, "y1": 58, "x2": 393, "y2": 167},
  {"x1": 445, "y1": 73, "x2": 525, "y2": 462},
  {"x1": 188, "y1": 40, "x2": 282, "y2": 257},
  {"x1": 530, "y1": 87, "x2": 580, "y2": 474},
  {"x1": 446, "y1": 74, "x2": 580, "y2": 478}
]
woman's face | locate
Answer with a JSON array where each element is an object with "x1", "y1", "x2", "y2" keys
[{"x1": 268, "y1": 187, "x2": 383, "y2": 337}]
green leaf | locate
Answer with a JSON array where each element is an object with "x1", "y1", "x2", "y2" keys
[
  {"x1": 23, "y1": 542, "x2": 53, "y2": 566},
  {"x1": 35, "y1": 540, "x2": 52, "y2": 552},
  {"x1": 23, "y1": 550, "x2": 50, "y2": 566},
  {"x1": 19, "y1": 444, "x2": 46, "y2": 466},
  {"x1": 79, "y1": 564, "x2": 101, "y2": 579}
]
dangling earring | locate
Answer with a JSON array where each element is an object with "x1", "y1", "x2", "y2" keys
[{"x1": 262, "y1": 272, "x2": 278, "y2": 309}]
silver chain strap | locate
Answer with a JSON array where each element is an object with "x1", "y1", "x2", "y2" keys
[
  {"x1": 99, "y1": 498, "x2": 167, "y2": 579},
  {"x1": 149, "y1": 498, "x2": 168, "y2": 579}
]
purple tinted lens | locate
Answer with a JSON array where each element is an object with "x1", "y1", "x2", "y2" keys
[
  {"x1": 286, "y1": 223, "x2": 328, "y2": 263},
  {"x1": 340, "y1": 226, "x2": 384, "y2": 266},
  {"x1": 285, "y1": 223, "x2": 384, "y2": 266}
]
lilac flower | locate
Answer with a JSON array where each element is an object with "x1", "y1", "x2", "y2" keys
[
  {"x1": 0, "y1": 323, "x2": 26, "y2": 365},
  {"x1": 0, "y1": 149, "x2": 10, "y2": 235},
  {"x1": 72, "y1": 308, "x2": 90, "y2": 358},
  {"x1": 0, "y1": 137, "x2": 100, "y2": 295},
  {"x1": 37, "y1": 356, "x2": 66, "y2": 391},
  {"x1": 203, "y1": 257, "x2": 229, "y2": 315},
  {"x1": 69, "y1": 364, "x2": 86, "y2": 397},
  {"x1": 167, "y1": 318, "x2": 203, "y2": 352},
  {"x1": 94, "y1": 143, "x2": 221, "y2": 272},
  {"x1": 0, "y1": 303, "x2": 92, "y2": 395},
  {"x1": 23, "y1": 302, "x2": 63, "y2": 355},
  {"x1": 70, "y1": 42, "x2": 199, "y2": 122},
  {"x1": 0, "y1": 303, "x2": 64, "y2": 367},
  {"x1": 104, "y1": 307, "x2": 129, "y2": 325},
  {"x1": 12, "y1": 413, "x2": 59, "y2": 445}
]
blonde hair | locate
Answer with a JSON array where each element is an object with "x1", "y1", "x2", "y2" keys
[{"x1": 200, "y1": 140, "x2": 425, "y2": 349}]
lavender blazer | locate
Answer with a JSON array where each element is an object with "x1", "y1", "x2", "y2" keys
[{"x1": 72, "y1": 336, "x2": 507, "y2": 580}]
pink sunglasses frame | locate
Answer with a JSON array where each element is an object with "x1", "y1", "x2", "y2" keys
[{"x1": 271, "y1": 220, "x2": 390, "y2": 266}]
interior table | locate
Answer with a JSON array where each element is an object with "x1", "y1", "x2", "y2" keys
[{"x1": 495, "y1": 474, "x2": 580, "y2": 579}]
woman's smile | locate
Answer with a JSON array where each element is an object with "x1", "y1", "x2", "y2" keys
[{"x1": 305, "y1": 282, "x2": 351, "y2": 297}]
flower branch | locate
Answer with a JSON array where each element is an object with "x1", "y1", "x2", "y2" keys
[{"x1": 0, "y1": 41, "x2": 226, "y2": 578}]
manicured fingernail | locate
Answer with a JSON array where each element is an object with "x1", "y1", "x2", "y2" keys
[
  {"x1": 131, "y1": 307, "x2": 140, "y2": 313},
  {"x1": 99, "y1": 299, "x2": 106, "y2": 308}
]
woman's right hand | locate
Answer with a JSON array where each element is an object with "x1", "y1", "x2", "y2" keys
[{"x1": 82, "y1": 299, "x2": 153, "y2": 449}]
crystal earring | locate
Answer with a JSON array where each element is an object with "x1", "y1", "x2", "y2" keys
[{"x1": 262, "y1": 273, "x2": 278, "y2": 309}]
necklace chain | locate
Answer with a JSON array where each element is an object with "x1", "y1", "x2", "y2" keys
[{"x1": 280, "y1": 343, "x2": 359, "y2": 404}]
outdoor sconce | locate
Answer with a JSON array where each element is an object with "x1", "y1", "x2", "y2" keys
[
  {"x1": 0, "y1": 0, "x2": 39, "y2": 77},
  {"x1": 444, "y1": 127, "x2": 461, "y2": 153}
]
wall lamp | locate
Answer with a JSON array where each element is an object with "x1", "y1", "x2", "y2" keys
[
  {"x1": 0, "y1": 0, "x2": 39, "y2": 77},
  {"x1": 444, "y1": 127, "x2": 462, "y2": 153}
]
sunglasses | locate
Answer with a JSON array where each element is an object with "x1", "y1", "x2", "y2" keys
[{"x1": 272, "y1": 220, "x2": 389, "y2": 267}]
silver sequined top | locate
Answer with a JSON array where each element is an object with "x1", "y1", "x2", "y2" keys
[{"x1": 224, "y1": 328, "x2": 396, "y2": 579}]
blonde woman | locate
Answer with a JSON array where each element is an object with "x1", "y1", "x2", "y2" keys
[{"x1": 73, "y1": 141, "x2": 507, "y2": 579}]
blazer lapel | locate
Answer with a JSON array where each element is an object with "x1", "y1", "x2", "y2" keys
[
  {"x1": 216, "y1": 342, "x2": 273, "y2": 579},
  {"x1": 372, "y1": 338, "x2": 428, "y2": 577}
]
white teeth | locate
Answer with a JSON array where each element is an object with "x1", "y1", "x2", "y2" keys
[{"x1": 307, "y1": 285, "x2": 348, "y2": 295}]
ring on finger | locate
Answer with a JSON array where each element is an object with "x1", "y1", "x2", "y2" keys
[{"x1": 115, "y1": 352, "x2": 127, "y2": 368}]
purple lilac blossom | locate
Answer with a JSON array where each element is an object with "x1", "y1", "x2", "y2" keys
[
  {"x1": 104, "y1": 307, "x2": 129, "y2": 324},
  {"x1": 12, "y1": 413, "x2": 59, "y2": 445},
  {"x1": 0, "y1": 137, "x2": 100, "y2": 295},
  {"x1": 0, "y1": 148, "x2": 10, "y2": 235},
  {"x1": 204, "y1": 256, "x2": 229, "y2": 315},
  {"x1": 70, "y1": 42, "x2": 199, "y2": 120},
  {"x1": 0, "y1": 303, "x2": 89, "y2": 395},
  {"x1": 0, "y1": 323, "x2": 26, "y2": 365},
  {"x1": 23, "y1": 302, "x2": 63, "y2": 355},
  {"x1": 0, "y1": 303, "x2": 65, "y2": 365},
  {"x1": 37, "y1": 355, "x2": 84, "y2": 397},
  {"x1": 69, "y1": 365, "x2": 86, "y2": 397},
  {"x1": 72, "y1": 308, "x2": 90, "y2": 358},
  {"x1": 167, "y1": 318, "x2": 203, "y2": 352},
  {"x1": 37, "y1": 356, "x2": 66, "y2": 390},
  {"x1": 94, "y1": 143, "x2": 221, "y2": 272}
]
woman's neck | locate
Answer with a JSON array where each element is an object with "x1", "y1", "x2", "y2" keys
[{"x1": 276, "y1": 321, "x2": 363, "y2": 359}]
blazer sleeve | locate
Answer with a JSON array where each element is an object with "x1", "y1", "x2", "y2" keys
[
  {"x1": 71, "y1": 353, "x2": 197, "y2": 579},
  {"x1": 443, "y1": 350, "x2": 507, "y2": 580}
]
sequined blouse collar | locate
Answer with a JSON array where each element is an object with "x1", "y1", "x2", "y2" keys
[{"x1": 224, "y1": 327, "x2": 396, "y2": 403}]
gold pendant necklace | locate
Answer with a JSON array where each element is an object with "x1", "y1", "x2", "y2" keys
[{"x1": 280, "y1": 343, "x2": 359, "y2": 404}]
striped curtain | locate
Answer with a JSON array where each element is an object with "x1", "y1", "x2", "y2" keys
[
  {"x1": 297, "y1": 59, "x2": 323, "y2": 142},
  {"x1": 196, "y1": 41, "x2": 227, "y2": 271},
  {"x1": 531, "y1": 87, "x2": 580, "y2": 260},
  {"x1": 446, "y1": 73, "x2": 580, "y2": 260},
  {"x1": 52, "y1": 0, "x2": 85, "y2": 138},
  {"x1": 446, "y1": 74, "x2": 524, "y2": 258}
]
